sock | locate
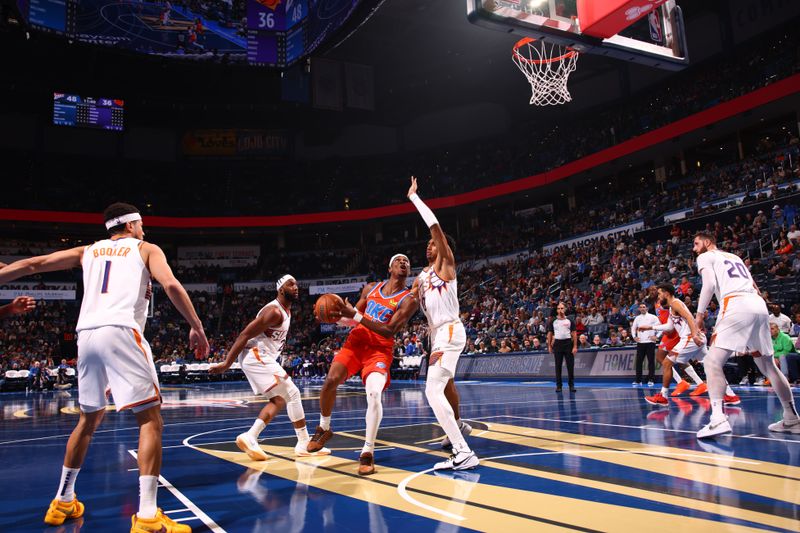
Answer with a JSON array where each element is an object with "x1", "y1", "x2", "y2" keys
[
  {"x1": 671, "y1": 368, "x2": 681, "y2": 383},
  {"x1": 295, "y1": 425, "x2": 310, "y2": 443},
  {"x1": 710, "y1": 399, "x2": 725, "y2": 420},
  {"x1": 362, "y1": 373, "x2": 386, "y2": 455},
  {"x1": 248, "y1": 419, "x2": 266, "y2": 440},
  {"x1": 319, "y1": 415, "x2": 331, "y2": 431},
  {"x1": 138, "y1": 475, "x2": 158, "y2": 519},
  {"x1": 684, "y1": 365, "x2": 703, "y2": 385},
  {"x1": 724, "y1": 385, "x2": 735, "y2": 396},
  {"x1": 56, "y1": 466, "x2": 80, "y2": 502},
  {"x1": 661, "y1": 387, "x2": 669, "y2": 396}
]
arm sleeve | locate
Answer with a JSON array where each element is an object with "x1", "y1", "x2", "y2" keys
[
  {"x1": 696, "y1": 262, "x2": 716, "y2": 315},
  {"x1": 408, "y1": 193, "x2": 439, "y2": 228},
  {"x1": 652, "y1": 320, "x2": 675, "y2": 332}
]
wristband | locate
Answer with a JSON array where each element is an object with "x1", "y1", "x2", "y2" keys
[
  {"x1": 353, "y1": 311, "x2": 363, "y2": 323},
  {"x1": 409, "y1": 193, "x2": 439, "y2": 228}
]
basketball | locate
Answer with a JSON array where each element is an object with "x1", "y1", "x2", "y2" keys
[{"x1": 314, "y1": 293, "x2": 344, "y2": 323}]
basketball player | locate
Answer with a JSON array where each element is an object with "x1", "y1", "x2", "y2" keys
[
  {"x1": 692, "y1": 231, "x2": 798, "y2": 437},
  {"x1": 307, "y1": 254, "x2": 418, "y2": 475},
  {"x1": 0, "y1": 203, "x2": 208, "y2": 532},
  {"x1": 407, "y1": 177, "x2": 479, "y2": 471},
  {"x1": 210, "y1": 275, "x2": 330, "y2": 459},
  {"x1": 654, "y1": 299, "x2": 705, "y2": 396}
]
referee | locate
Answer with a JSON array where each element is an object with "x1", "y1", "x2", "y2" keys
[
  {"x1": 547, "y1": 303, "x2": 577, "y2": 392},
  {"x1": 631, "y1": 303, "x2": 658, "y2": 386}
]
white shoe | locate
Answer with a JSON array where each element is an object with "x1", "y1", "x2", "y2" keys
[
  {"x1": 236, "y1": 432, "x2": 269, "y2": 461},
  {"x1": 697, "y1": 417, "x2": 732, "y2": 439},
  {"x1": 647, "y1": 381, "x2": 655, "y2": 387},
  {"x1": 755, "y1": 378, "x2": 765, "y2": 385},
  {"x1": 442, "y1": 421, "x2": 473, "y2": 450},
  {"x1": 433, "y1": 450, "x2": 480, "y2": 471},
  {"x1": 768, "y1": 418, "x2": 800, "y2": 434},
  {"x1": 739, "y1": 377, "x2": 749, "y2": 385},
  {"x1": 295, "y1": 441, "x2": 331, "y2": 456},
  {"x1": 632, "y1": 381, "x2": 641, "y2": 386}
]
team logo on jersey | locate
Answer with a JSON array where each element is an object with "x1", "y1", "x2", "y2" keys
[
  {"x1": 389, "y1": 299, "x2": 397, "y2": 307},
  {"x1": 376, "y1": 362, "x2": 386, "y2": 369}
]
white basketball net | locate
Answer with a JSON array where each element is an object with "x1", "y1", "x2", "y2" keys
[{"x1": 512, "y1": 38, "x2": 579, "y2": 106}]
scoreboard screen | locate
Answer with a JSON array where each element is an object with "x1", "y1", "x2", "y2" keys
[
  {"x1": 53, "y1": 93, "x2": 124, "y2": 131},
  {"x1": 27, "y1": 0, "x2": 76, "y2": 34}
]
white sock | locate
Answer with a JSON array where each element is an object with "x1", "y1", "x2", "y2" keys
[
  {"x1": 426, "y1": 367, "x2": 470, "y2": 454},
  {"x1": 319, "y1": 415, "x2": 331, "y2": 431},
  {"x1": 661, "y1": 386, "x2": 669, "y2": 396},
  {"x1": 56, "y1": 466, "x2": 80, "y2": 502},
  {"x1": 710, "y1": 399, "x2": 725, "y2": 420},
  {"x1": 138, "y1": 475, "x2": 158, "y2": 519},
  {"x1": 295, "y1": 425, "x2": 310, "y2": 443},
  {"x1": 671, "y1": 368, "x2": 682, "y2": 384},
  {"x1": 248, "y1": 419, "x2": 266, "y2": 440},
  {"x1": 724, "y1": 385, "x2": 735, "y2": 397},
  {"x1": 684, "y1": 365, "x2": 703, "y2": 385},
  {"x1": 362, "y1": 373, "x2": 386, "y2": 455}
]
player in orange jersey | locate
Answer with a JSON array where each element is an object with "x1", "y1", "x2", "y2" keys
[{"x1": 307, "y1": 254, "x2": 419, "y2": 475}]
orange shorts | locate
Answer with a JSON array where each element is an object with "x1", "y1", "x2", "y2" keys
[{"x1": 333, "y1": 346, "x2": 392, "y2": 389}]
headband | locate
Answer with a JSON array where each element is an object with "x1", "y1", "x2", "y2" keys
[
  {"x1": 277, "y1": 274, "x2": 296, "y2": 291},
  {"x1": 388, "y1": 254, "x2": 409, "y2": 270},
  {"x1": 105, "y1": 212, "x2": 142, "y2": 230}
]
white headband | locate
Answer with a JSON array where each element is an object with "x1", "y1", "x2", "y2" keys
[
  {"x1": 105, "y1": 212, "x2": 142, "y2": 230},
  {"x1": 388, "y1": 254, "x2": 409, "y2": 270},
  {"x1": 276, "y1": 274, "x2": 296, "y2": 291}
]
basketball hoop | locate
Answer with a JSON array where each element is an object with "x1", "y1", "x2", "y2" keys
[{"x1": 511, "y1": 37, "x2": 579, "y2": 106}]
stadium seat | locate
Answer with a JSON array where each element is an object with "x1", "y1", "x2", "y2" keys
[{"x1": 4, "y1": 370, "x2": 18, "y2": 379}]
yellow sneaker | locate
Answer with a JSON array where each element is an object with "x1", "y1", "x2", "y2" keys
[
  {"x1": 131, "y1": 508, "x2": 192, "y2": 532},
  {"x1": 44, "y1": 496, "x2": 85, "y2": 526}
]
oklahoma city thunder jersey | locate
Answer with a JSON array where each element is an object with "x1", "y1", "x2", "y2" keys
[
  {"x1": 76, "y1": 237, "x2": 151, "y2": 333},
  {"x1": 348, "y1": 281, "x2": 412, "y2": 351},
  {"x1": 657, "y1": 305, "x2": 679, "y2": 344},
  {"x1": 244, "y1": 299, "x2": 290, "y2": 360},
  {"x1": 416, "y1": 267, "x2": 460, "y2": 330}
]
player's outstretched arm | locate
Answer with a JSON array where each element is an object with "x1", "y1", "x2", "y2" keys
[
  {"x1": 0, "y1": 247, "x2": 84, "y2": 283},
  {"x1": 211, "y1": 307, "x2": 281, "y2": 373},
  {"x1": 340, "y1": 294, "x2": 419, "y2": 338},
  {"x1": 407, "y1": 176, "x2": 455, "y2": 280},
  {"x1": 0, "y1": 296, "x2": 36, "y2": 318},
  {"x1": 143, "y1": 242, "x2": 209, "y2": 358}
]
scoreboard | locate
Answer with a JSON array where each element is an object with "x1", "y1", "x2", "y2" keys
[
  {"x1": 26, "y1": 0, "x2": 76, "y2": 34},
  {"x1": 246, "y1": 0, "x2": 307, "y2": 67},
  {"x1": 53, "y1": 93, "x2": 124, "y2": 131}
]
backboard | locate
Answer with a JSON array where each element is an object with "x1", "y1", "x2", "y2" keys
[{"x1": 467, "y1": 0, "x2": 689, "y2": 70}]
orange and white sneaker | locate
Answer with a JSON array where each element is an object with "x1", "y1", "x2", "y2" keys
[
  {"x1": 689, "y1": 382, "x2": 708, "y2": 396},
  {"x1": 671, "y1": 380, "x2": 691, "y2": 397},
  {"x1": 44, "y1": 496, "x2": 85, "y2": 526},
  {"x1": 644, "y1": 392, "x2": 669, "y2": 406},
  {"x1": 723, "y1": 394, "x2": 741, "y2": 406},
  {"x1": 131, "y1": 509, "x2": 191, "y2": 533}
]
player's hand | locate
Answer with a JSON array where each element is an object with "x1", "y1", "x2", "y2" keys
[
  {"x1": 407, "y1": 176, "x2": 418, "y2": 198},
  {"x1": 692, "y1": 331, "x2": 706, "y2": 346},
  {"x1": 572, "y1": 346, "x2": 578, "y2": 354},
  {"x1": 189, "y1": 327, "x2": 210, "y2": 359},
  {"x1": 209, "y1": 362, "x2": 229, "y2": 374},
  {"x1": 338, "y1": 298, "x2": 356, "y2": 319},
  {"x1": 9, "y1": 296, "x2": 35, "y2": 315}
]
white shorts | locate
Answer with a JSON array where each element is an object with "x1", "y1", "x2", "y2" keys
[
  {"x1": 711, "y1": 294, "x2": 773, "y2": 356},
  {"x1": 77, "y1": 326, "x2": 161, "y2": 412},
  {"x1": 240, "y1": 348, "x2": 289, "y2": 397},
  {"x1": 429, "y1": 321, "x2": 466, "y2": 376},
  {"x1": 667, "y1": 336, "x2": 708, "y2": 365}
]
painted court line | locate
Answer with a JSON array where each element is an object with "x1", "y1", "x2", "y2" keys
[{"x1": 128, "y1": 449, "x2": 226, "y2": 533}]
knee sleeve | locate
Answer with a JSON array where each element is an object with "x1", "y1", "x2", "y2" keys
[
  {"x1": 283, "y1": 380, "x2": 305, "y2": 422},
  {"x1": 365, "y1": 372, "x2": 386, "y2": 404}
]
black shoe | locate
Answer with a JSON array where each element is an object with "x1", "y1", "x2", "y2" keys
[
  {"x1": 569, "y1": 387, "x2": 576, "y2": 393},
  {"x1": 556, "y1": 386, "x2": 563, "y2": 392}
]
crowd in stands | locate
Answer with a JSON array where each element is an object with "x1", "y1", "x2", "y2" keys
[{"x1": 3, "y1": 27, "x2": 798, "y2": 218}]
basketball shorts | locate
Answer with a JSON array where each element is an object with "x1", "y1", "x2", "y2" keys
[
  {"x1": 667, "y1": 336, "x2": 708, "y2": 365},
  {"x1": 658, "y1": 335, "x2": 680, "y2": 353},
  {"x1": 240, "y1": 348, "x2": 289, "y2": 397},
  {"x1": 710, "y1": 294, "x2": 773, "y2": 356},
  {"x1": 334, "y1": 342, "x2": 392, "y2": 389},
  {"x1": 428, "y1": 321, "x2": 467, "y2": 376},
  {"x1": 77, "y1": 326, "x2": 161, "y2": 412}
]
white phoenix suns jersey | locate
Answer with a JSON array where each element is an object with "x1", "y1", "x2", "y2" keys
[
  {"x1": 669, "y1": 302, "x2": 692, "y2": 339},
  {"x1": 76, "y1": 237, "x2": 151, "y2": 333},
  {"x1": 244, "y1": 300, "x2": 290, "y2": 360},
  {"x1": 696, "y1": 249, "x2": 757, "y2": 302},
  {"x1": 417, "y1": 267, "x2": 460, "y2": 330}
]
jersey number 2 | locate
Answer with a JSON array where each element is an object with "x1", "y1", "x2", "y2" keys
[{"x1": 101, "y1": 261, "x2": 112, "y2": 293}]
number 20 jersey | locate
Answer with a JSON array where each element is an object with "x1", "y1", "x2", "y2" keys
[
  {"x1": 76, "y1": 237, "x2": 151, "y2": 333},
  {"x1": 695, "y1": 249, "x2": 757, "y2": 302}
]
